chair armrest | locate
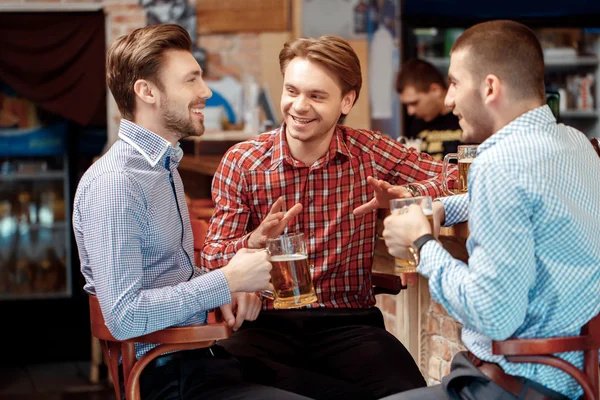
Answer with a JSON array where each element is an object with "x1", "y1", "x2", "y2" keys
[
  {"x1": 372, "y1": 272, "x2": 406, "y2": 296},
  {"x1": 133, "y1": 319, "x2": 231, "y2": 345},
  {"x1": 492, "y1": 336, "x2": 593, "y2": 356}
]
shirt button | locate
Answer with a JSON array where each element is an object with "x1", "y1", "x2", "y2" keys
[
  {"x1": 308, "y1": 197, "x2": 313, "y2": 203},
  {"x1": 310, "y1": 264, "x2": 315, "y2": 270},
  {"x1": 310, "y1": 232, "x2": 315, "y2": 238}
]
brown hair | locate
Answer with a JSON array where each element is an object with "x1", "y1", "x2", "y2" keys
[
  {"x1": 106, "y1": 24, "x2": 192, "y2": 120},
  {"x1": 451, "y1": 20, "x2": 545, "y2": 102},
  {"x1": 395, "y1": 58, "x2": 447, "y2": 93},
  {"x1": 279, "y1": 35, "x2": 362, "y2": 104}
]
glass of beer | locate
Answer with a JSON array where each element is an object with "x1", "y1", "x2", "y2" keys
[
  {"x1": 442, "y1": 145, "x2": 478, "y2": 195},
  {"x1": 388, "y1": 196, "x2": 434, "y2": 273},
  {"x1": 263, "y1": 233, "x2": 317, "y2": 309}
]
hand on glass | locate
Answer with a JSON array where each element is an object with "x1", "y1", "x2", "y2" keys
[
  {"x1": 248, "y1": 197, "x2": 303, "y2": 248},
  {"x1": 220, "y1": 292, "x2": 262, "y2": 331},
  {"x1": 382, "y1": 204, "x2": 431, "y2": 256},
  {"x1": 353, "y1": 177, "x2": 413, "y2": 217},
  {"x1": 221, "y1": 248, "x2": 275, "y2": 293}
]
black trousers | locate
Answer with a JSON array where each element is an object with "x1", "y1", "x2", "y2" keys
[
  {"x1": 216, "y1": 307, "x2": 427, "y2": 400},
  {"x1": 382, "y1": 352, "x2": 569, "y2": 400},
  {"x1": 138, "y1": 346, "x2": 310, "y2": 400}
]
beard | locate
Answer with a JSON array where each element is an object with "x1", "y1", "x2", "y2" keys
[
  {"x1": 461, "y1": 93, "x2": 494, "y2": 144},
  {"x1": 160, "y1": 96, "x2": 204, "y2": 141}
]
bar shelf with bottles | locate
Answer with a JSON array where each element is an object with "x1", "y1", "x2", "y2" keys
[{"x1": 0, "y1": 155, "x2": 71, "y2": 300}]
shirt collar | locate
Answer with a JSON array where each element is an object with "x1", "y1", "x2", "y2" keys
[
  {"x1": 118, "y1": 119, "x2": 184, "y2": 167},
  {"x1": 477, "y1": 105, "x2": 555, "y2": 155},
  {"x1": 270, "y1": 123, "x2": 351, "y2": 169}
]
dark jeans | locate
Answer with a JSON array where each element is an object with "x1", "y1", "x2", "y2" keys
[
  {"x1": 138, "y1": 347, "x2": 310, "y2": 400},
  {"x1": 217, "y1": 307, "x2": 427, "y2": 400}
]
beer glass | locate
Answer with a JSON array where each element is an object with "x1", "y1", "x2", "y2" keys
[
  {"x1": 442, "y1": 145, "x2": 478, "y2": 195},
  {"x1": 388, "y1": 196, "x2": 434, "y2": 273},
  {"x1": 262, "y1": 233, "x2": 317, "y2": 309}
]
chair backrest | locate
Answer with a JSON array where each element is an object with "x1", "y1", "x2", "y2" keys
[
  {"x1": 190, "y1": 218, "x2": 208, "y2": 262},
  {"x1": 591, "y1": 138, "x2": 600, "y2": 158},
  {"x1": 492, "y1": 312, "x2": 600, "y2": 400}
]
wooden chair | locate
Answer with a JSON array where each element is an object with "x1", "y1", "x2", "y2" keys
[
  {"x1": 591, "y1": 138, "x2": 600, "y2": 158},
  {"x1": 190, "y1": 218, "x2": 209, "y2": 262},
  {"x1": 89, "y1": 295, "x2": 231, "y2": 400},
  {"x1": 492, "y1": 312, "x2": 600, "y2": 400}
]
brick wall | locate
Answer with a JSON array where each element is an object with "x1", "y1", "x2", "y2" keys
[{"x1": 424, "y1": 301, "x2": 466, "y2": 385}]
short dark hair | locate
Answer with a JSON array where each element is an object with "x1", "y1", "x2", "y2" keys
[
  {"x1": 106, "y1": 24, "x2": 192, "y2": 120},
  {"x1": 451, "y1": 20, "x2": 545, "y2": 102},
  {"x1": 279, "y1": 35, "x2": 362, "y2": 104},
  {"x1": 396, "y1": 58, "x2": 447, "y2": 94}
]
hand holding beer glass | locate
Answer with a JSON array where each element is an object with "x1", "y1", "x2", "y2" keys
[
  {"x1": 260, "y1": 233, "x2": 317, "y2": 309},
  {"x1": 388, "y1": 196, "x2": 434, "y2": 273},
  {"x1": 442, "y1": 145, "x2": 478, "y2": 195}
]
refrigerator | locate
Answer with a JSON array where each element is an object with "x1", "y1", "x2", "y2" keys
[{"x1": 0, "y1": 83, "x2": 92, "y2": 364}]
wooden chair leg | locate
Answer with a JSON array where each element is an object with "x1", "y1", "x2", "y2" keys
[{"x1": 90, "y1": 336, "x2": 103, "y2": 384}]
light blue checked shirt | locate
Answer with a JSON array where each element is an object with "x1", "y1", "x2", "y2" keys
[
  {"x1": 73, "y1": 119, "x2": 232, "y2": 359},
  {"x1": 419, "y1": 105, "x2": 600, "y2": 399}
]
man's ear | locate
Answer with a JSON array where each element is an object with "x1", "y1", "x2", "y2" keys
[
  {"x1": 482, "y1": 74, "x2": 501, "y2": 105},
  {"x1": 133, "y1": 79, "x2": 158, "y2": 106},
  {"x1": 428, "y1": 83, "x2": 444, "y2": 95},
  {"x1": 341, "y1": 90, "x2": 356, "y2": 115}
]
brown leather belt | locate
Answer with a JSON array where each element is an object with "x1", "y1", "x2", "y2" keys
[{"x1": 467, "y1": 352, "x2": 554, "y2": 400}]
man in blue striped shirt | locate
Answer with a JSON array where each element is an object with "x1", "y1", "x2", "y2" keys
[
  {"x1": 381, "y1": 20, "x2": 600, "y2": 400},
  {"x1": 73, "y1": 24, "x2": 307, "y2": 400}
]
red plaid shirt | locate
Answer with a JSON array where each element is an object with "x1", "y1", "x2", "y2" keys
[{"x1": 202, "y1": 124, "x2": 452, "y2": 309}]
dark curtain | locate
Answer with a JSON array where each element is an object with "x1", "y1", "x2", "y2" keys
[{"x1": 0, "y1": 12, "x2": 106, "y2": 126}]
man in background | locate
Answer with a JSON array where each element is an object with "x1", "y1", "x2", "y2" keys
[{"x1": 396, "y1": 58, "x2": 462, "y2": 159}]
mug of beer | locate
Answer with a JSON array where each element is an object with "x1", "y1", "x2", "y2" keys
[
  {"x1": 262, "y1": 233, "x2": 317, "y2": 309},
  {"x1": 388, "y1": 196, "x2": 434, "y2": 273},
  {"x1": 442, "y1": 145, "x2": 478, "y2": 195}
]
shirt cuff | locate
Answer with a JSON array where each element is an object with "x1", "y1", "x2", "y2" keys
[
  {"x1": 438, "y1": 195, "x2": 469, "y2": 226},
  {"x1": 417, "y1": 240, "x2": 450, "y2": 278},
  {"x1": 190, "y1": 269, "x2": 232, "y2": 311}
]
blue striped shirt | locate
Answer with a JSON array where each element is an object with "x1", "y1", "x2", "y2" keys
[
  {"x1": 421, "y1": 105, "x2": 600, "y2": 399},
  {"x1": 73, "y1": 119, "x2": 231, "y2": 359}
]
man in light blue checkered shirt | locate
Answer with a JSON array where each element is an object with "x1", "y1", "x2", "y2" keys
[
  {"x1": 381, "y1": 21, "x2": 600, "y2": 400},
  {"x1": 73, "y1": 24, "x2": 307, "y2": 400}
]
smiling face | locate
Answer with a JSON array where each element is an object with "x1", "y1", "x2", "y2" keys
[
  {"x1": 281, "y1": 57, "x2": 354, "y2": 145},
  {"x1": 445, "y1": 49, "x2": 494, "y2": 144},
  {"x1": 156, "y1": 50, "x2": 212, "y2": 140}
]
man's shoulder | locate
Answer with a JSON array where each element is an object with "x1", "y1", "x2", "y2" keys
[
  {"x1": 340, "y1": 125, "x2": 395, "y2": 153},
  {"x1": 77, "y1": 142, "x2": 143, "y2": 193},
  {"x1": 221, "y1": 130, "x2": 277, "y2": 167}
]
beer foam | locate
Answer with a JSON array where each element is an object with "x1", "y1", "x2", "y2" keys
[
  {"x1": 459, "y1": 158, "x2": 474, "y2": 163},
  {"x1": 424, "y1": 210, "x2": 433, "y2": 216},
  {"x1": 270, "y1": 254, "x2": 308, "y2": 261}
]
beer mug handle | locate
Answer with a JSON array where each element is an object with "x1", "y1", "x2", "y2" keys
[{"x1": 442, "y1": 153, "x2": 458, "y2": 196}]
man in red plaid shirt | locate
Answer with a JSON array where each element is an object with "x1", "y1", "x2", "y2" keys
[{"x1": 202, "y1": 35, "x2": 454, "y2": 399}]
